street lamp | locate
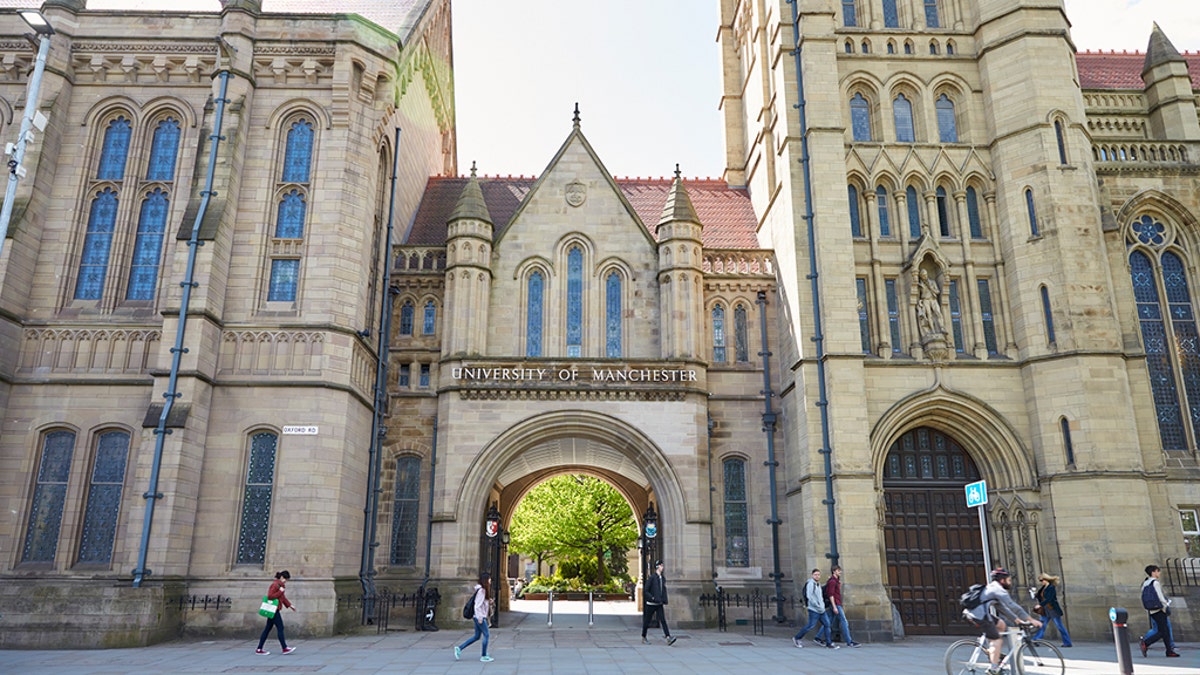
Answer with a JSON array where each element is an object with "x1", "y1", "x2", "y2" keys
[
  {"x1": 484, "y1": 502, "x2": 503, "y2": 627},
  {"x1": 0, "y1": 9, "x2": 54, "y2": 258},
  {"x1": 640, "y1": 502, "x2": 658, "y2": 583}
]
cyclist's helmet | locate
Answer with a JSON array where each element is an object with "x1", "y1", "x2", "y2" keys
[{"x1": 991, "y1": 567, "x2": 1011, "y2": 581}]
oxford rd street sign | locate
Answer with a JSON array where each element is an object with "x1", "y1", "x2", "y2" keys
[{"x1": 965, "y1": 480, "x2": 988, "y2": 508}]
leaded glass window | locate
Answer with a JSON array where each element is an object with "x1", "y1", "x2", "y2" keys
[
  {"x1": 390, "y1": 456, "x2": 421, "y2": 566},
  {"x1": 936, "y1": 187, "x2": 951, "y2": 237},
  {"x1": 886, "y1": 278, "x2": 902, "y2": 353},
  {"x1": 907, "y1": 186, "x2": 921, "y2": 238},
  {"x1": 723, "y1": 458, "x2": 749, "y2": 567},
  {"x1": 606, "y1": 272, "x2": 622, "y2": 358},
  {"x1": 400, "y1": 301, "x2": 414, "y2": 335},
  {"x1": 567, "y1": 247, "x2": 583, "y2": 357},
  {"x1": 1163, "y1": 252, "x2": 1200, "y2": 442},
  {"x1": 1054, "y1": 120, "x2": 1068, "y2": 165},
  {"x1": 842, "y1": 0, "x2": 857, "y2": 27},
  {"x1": 978, "y1": 279, "x2": 999, "y2": 356},
  {"x1": 949, "y1": 279, "x2": 965, "y2": 353},
  {"x1": 925, "y1": 0, "x2": 940, "y2": 28},
  {"x1": 1131, "y1": 250, "x2": 1184, "y2": 448},
  {"x1": 893, "y1": 94, "x2": 915, "y2": 143},
  {"x1": 850, "y1": 93, "x2": 871, "y2": 142},
  {"x1": 419, "y1": 364, "x2": 430, "y2": 387},
  {"x1": 97, "y1": 116, "x2": 132, "y2": 181},
  {"x1": 966, "y1": 187, "x2": 984, "y2": 239},
  {"x1": 267, "y1": 259, "x2": 299, "y2": 302},
  {"x1": 146, "y1": 117, "x2": 181, "y2": 181},
  {"x1": 734, "y1": 304, "x2": 749, "y2": 362},
  {"x1": 936, "y1": 94, "x2": 957, "y2": 143},
  {"x1": 282, "y1": 119, "x2": 314, "y2": 183},
  {"x1": 876, "y1": 186, "x2": 891, "y2": 237},
  {"x1": 857, "y1": 277, "x2": 872, "y2": 354},
  {"x1": 78, "y1": 430, "x2": 130, "y2": 564},
  {"x1": 125, "y1": 189, "x2": 169, "y2": 301},
  {"x1": 423, "y1": 301, "x2": 436, "y2": 335},
  {"x1": 75, "y1": 188, "x2": 120, "y2": 300},
  {"x1": 713, "y1": 304, "x2": 727, "y2": 362},
  {"x1": 21, "y1": 430, "x2": 76, "y2": 563},
  {"x1": 1061, "y1": 418, "x2": 1075, "y2": 465},
  {"x1": 236, "y1": 432, "x2": 277, "y2": 566},
  {"x1": 848, "y1": 185, "x2": 862, "y2": 237},
  {"x1": 274, "y1": 190, "x2": 307, "y2": 239},
  {"x1": 883, "y1": 427, "x2": 980, "y2": 482},
  {"x1": 399, "y1": 364, "x2": 410, "y2": 387},
  {"x1": 1026, "y1": 188, "x2": 1039, "y2": 236},
  {"x1": 1040, "y1": 285, "x2": 1056, "y2": 345},
  {"x1": 883, "y1": 0, "x2": 899, "y2": 27},
  {"x1": 1132, "y1": 215, "x2": 1166, "y2": 246},
  {"x1": 527, "y1": 271, "x2": 544, "y2": 357}
]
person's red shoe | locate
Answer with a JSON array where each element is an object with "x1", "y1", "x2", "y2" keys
[
  {"x1": 1166, "y1": 651, "x2": 1181, "y2": 658},
  {"x1": 281, "y1": 647, "x2": 297, "y2": 655},
  {"x1": 1140, "y1": 639, "x2": 1148, "y2": 657}
]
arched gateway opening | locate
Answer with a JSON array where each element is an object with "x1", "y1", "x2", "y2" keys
[{"x1": 883, "y1": 426, "x2": 984, "y2": 635}]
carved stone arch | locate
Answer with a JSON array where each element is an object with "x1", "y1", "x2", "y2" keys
[
  {"x1": 141, "y1": 96, "x2": 198, "y2": 129},
  {"x1": 264, "y1": 99, "x2": 333, "y2": 131},
  {"x1": 872, "y1": 385, "x2": 1037, "y2": 491},
  {"x1": 79, "y1": 96, "x2": 141, "y2": 129},
  {"x1": 847, "y1": 169, "x2": 870, "y2": 192},
  {"x1": 514, "y1": 256, "x2": 553, "y2": 282},
  {"x1": 0, "y1": 96, "x2": 13, "y2": 125},
  {"x1": 1117, "y1": 189, "x2": 1198, "y2": 252},
  {"x1": 873, "y1": 170, "x2": 900, "y2": 193}
]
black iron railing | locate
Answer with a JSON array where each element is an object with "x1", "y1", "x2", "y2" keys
[
  {"x1": 1163, "y1": 558, "x2": 1200, "y2": 595},
  {"x1": 170, "y1": 594, "x2": 231, "y2": 611},
  {"x1": 698, "y1": 588, "x2": 794, "y2": 636},
  {"x1": 337, "y1": 586, "x2": 440, "y2": 633}
]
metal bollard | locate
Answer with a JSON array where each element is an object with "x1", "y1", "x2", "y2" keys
[
  {"x1": 588, "y1": 591, "x2": 594, "y2": 627},
  {"x1": 1110, "y1": 607, "x2": 1133, "y2": 675},
  {"x1": 547, "y1": 590, "x2": 554, "y2": 627}
]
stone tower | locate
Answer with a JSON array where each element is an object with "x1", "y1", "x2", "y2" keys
[{"x1": 443, "y1": 164, "x2": 495, "y2": 356}]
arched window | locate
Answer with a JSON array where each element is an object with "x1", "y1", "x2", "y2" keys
[
  {"x1": 21, "y1": 429, "x2": 76, "y2": 563},
  {"x1": 712, "y1": 304, "x2": 727, "y2": 363},
  {"x1": 842, "y1": 0, "x2": 857, "y2": 27},
  {"x1": 924, "y1": 0, "x2": 940, "y2": 28},
  {"x1": 77, "y1": 430, "x2": 130, "y2": 564},
  {"x1": 882, "y1": 0, "x2": 899, "y2": 27},
  {"x1": 606, "y1": 271, "x2": 622, "y2": 357},
  {"x1": 268, "y1": 117, "x2": 316, "y2": 304},
  {"x1": 978, "y1": 279, "x2": 999, "y2": 356},
  {"x1": 274, "y1": 191, "x2": 306, "y2": 238},
  {"x1": 848, "y1": 185, "x2": 862, "y2": 237},
  {"x1": 856, "y1": 277, "x2": 872, "y2": 353},
  {"x1": 904, "y1": 41, "x2": 914, "y2": 55},
  {"x1": 929, "y1": 41, "x2": 939, "y2": 55},
  {"x1": 861, "y1": 40, "x2": 870, "y2": 54},
  {"x1": 236, "y1": 431, "x2": 278, "y2": 566},
  {"x1": 390, "y1": 456, "x2": 421, "y2": 566},
  {"x1": 966, "y1": 186, "x2": 984, "y2": 239},
  {"x1": 526, "y1": 271, "x2": 544, "y2": 357},
  {"x1": 948, "y1": 279, "x2": 965, "y2": 352},
  {"x1": 1025, "y1": 188, "x2": 1040, "y2": 236},
  {"x1": 723, "y1": 458, "x2": 749, "y2": 567},
  {"x1": 1054, "y1": 120, "x2": 1068, "y2": 165},
  {"x1": 936, "y1": 186, "x2": 951, "y2": 237},
  {"x1": 399, "y1": 300, "x2": 414, "y2": 335},
  {"x1": 906, "y1": 185, "x2": 922, "y2": 238},
  {"x1": 282, "y1": 119, "x2": 314, "y2": 183},
  {"x1": 1040, "y1": 285, "x2": 1056, "y2": 346},
  {"x1": 97, "y1": 116, "x2": 132, "y2": 181},
  {"x1": 884, "y1": 427, "x2": 980, "y2": 482},
  {"x1": 936, "y1": 94, "x2": 957, "y2": 143},
  {"x1": 876, "y1": 185, "x2": 892, "y2": 237},
  {"x1": 75, "y1": 188, "x2": 120, "y2": 300},
  {"x1": 946, "y1": 42, "x2": 955, "y2": 55},
  {"x1": 423, "y1": 300, "x2": 436, "y2": 335},
  {"x1": 125, "y1": 189, "x2": 170, "y2": 301},
  {"x1": 734, "y1": 303, "x2": 749, "y2": 362},
  {"x1": 146, "y1": 117, "x2": 181, "y2": 181},
  {"x1": 850, "y1": 93, "x2": 872, "y2": 142},
  {"x1": 845, "y1": 40, "x2": 853, "y2": 54},
  {"x1": 1060, "y1": 417, "x2": 1076, "y2": 466},
  {"x1": 885, "y1": 278, "x2": 902, "y2": 353},
  {"x1": 887, "y1": 42, "x2": 896, "y2": 54},
  {"x1": 566, "y1": 247, "x2": 583, "y2": 357},
  {"x1": 893, "y1": 94, "x2": 915, "y2": 142}
]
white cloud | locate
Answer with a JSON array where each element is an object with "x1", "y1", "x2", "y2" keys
[{"x1": 1064, "y1": 0, "x2": 1200, "y2": 51}]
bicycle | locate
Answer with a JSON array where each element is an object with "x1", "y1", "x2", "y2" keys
[{"x1": 944, "y1": 622, "x2": 1065, "y2": 675}]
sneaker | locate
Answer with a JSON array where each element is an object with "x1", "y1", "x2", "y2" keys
[
  {"x1": 1166, "y1": 651, "x2": 1181, "y2": 658},
  {"x1": 666, "y1": 636, "x2": 677, "y2": 646},
  {"x1": 792, "y1": 637, "x2": 803, "y2": 648},
  {"x1": 480, "y1": 655, "x2": 494, "y2": 662},
  {"x1": 454, "y1": 646, "x2": 461, "y2": 660},
  {"x1": 826, "y1": 643, "x2": 840, "y2": 649},
  {"x1": 1061, "y1": 643, "x2": 1072, "y2": 648},
  {"x1": 1140, "y1": 638, "x2": 1148, "y2": 657},
  {"x1": 281, "y1": 647, "x2": 296, "y2": 655},
  {"x1": 814, "y1": 638, "x2": 826, "y2": 646},
  {"x1": 255, "y1": 649, "x2": 269, "y2": 655},
  {"x1": 847, "y1": 641, "x2": 862, "y2": 648},
  {"x1": 641, "y1": 637, "x2": 649, "y2": 644},
  {"x1": 986, "y1": 668, "x2": 1002, "y2": 675}
]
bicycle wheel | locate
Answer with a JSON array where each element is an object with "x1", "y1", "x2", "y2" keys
[
  {"x1": 945, "y1": 639, "x2": 991, "y2": 675},
  {"x1": 1014, "y1": 639, "x2": 1065, "y2": 675}
]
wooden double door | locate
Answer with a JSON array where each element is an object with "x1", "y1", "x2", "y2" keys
[{"x1": 883, "y1": 427, "x2": 985, "y2": 635}]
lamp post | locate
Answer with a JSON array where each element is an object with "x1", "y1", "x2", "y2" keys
[
  {"x1": 484, "y1": 502, "x2": 503, "y2": 627},
  {"x1": 640, "y1": 502, "x2": 658, "y2": 584},
  {"x1": 0, "y1": 9, "x2": 54, "y2": 258}
]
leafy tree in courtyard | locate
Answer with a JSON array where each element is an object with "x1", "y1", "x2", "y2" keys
[{"x1": 508, "y1": 474, "x2": 637, "y2": 585}]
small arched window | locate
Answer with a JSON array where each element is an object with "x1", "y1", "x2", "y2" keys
[
  {"x1": 1025, "y1": 188, "x2": 1040, "y2": 236},
  {"x1": 848, "y1": 185, "x2": 862, "y2": 237},
  {"x1": 723, "y1": 458, "x2": 749, "y2": 567},
  {"x1": 1060, "y1": 417, "x2": 1075, "y2": 466},
  {"x1": 845, "y1": 40, "x2": 853, "y2": 54},
  {"x1": 1054, "y1": 119, "x2": 1068, "y2": 165},
  {"x1": 75, "y1": 188, "x2": 120, "y2": 300},
  {"x1": 936, "y1": 186, "x2": 951, "y2": 237},
  {"x1": 966, "y1": 187, "x2": 984, "y2": 239},
  {"x1": 21, "y1": 430, "x2": 77, "y2": 563},
  {"x1": 946, "y1": 42, "x2": 955, "y2": 55},
  {"x1": 930, "y1": 41, "x2": 939, "y2": 55},
  {"x1": 876, "y1": 185, "x2": 892, "y2": 237},
  {"x1": 936, "y1": 94, "x2": 957, "y2": 143},
  {"x1": 390, "y1": 456, "x2": 421, "y2": 566},
  {"x1": 893, "y1": 94, "x2": 915, "y2": 142},
  {"x1": 423, "y1": 300, "x2": 436, "y2": 335},
  {"x1": 734, "y1": 303, "x2": 749, "y2": 362},
  {"x1": 146, "y1": 117, "x2": 181, "y2": 181},
  {"x1": 861, "y1": 41, "x2": 870, "y2": 54},
  {"x1": 906, "y1": 186, "x2": 922, "y2": 238},
  {"x1": 850, "y1": 93, "x2": 872, "y2": 142},
  {"x1": 713, "y1": 304, "x2": 727, "y2": 363},
  {"x1": 1040, "y1": 285, "x2": 1056, "y2": 346},
  {"x1": 526, "y1": 271, "x2": 544, "y2": 357},
  {"x1": 97, "y1": 116, "x2": 132, "y2": 181},
  {"x1": 904, "y1": 42, "x2": 914, "y2": 55},
  {"x1": 566, "y1": 247, "x2": 584, "y2": 357},
  {"x1": 605, "y1": 271, "x2": 622, "y2": 358},
  {"x1": 399, "y1": 301, "x2": 414, "y2": 335},
  {"x1": 282, "y1": 119, "x2": 314, "y2": 183},
  {"x1": 887, "y1": 42, "x2": 896, "y2": 54},
  {"x1": 236, "y1": 431, "x2": 278, "y2": 566}
]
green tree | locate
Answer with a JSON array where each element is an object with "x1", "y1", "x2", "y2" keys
[{"x1": 508, "y1": 475, "x2": 637, "y2": 585}]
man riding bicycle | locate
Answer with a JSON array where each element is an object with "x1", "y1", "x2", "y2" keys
[{"x1": 962, "y1": 567, "x2": 1042, "y2": 675}]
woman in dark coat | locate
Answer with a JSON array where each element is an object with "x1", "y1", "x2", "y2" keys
[{"x1": 1031, "y1": 573, "x2": 1072, "y2": 647}]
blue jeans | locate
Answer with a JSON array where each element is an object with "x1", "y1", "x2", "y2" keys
[
  {"x1": 458, "y1": 617, "x2": 490, "y2": 657},
  {"x1": 1032, "y1": 614, "x2": 1072, "y2": 646},
  {"x1": 793, "y1": 608, "x2": 831, "y2": 642},
  {"x1": 1142, "y1": 610, "x2": 1174, "y2": 651},
  {"x1": 823, "y1": 603, "x2": 853, "y2": 644},
  {"x1": 257, "y1": 610, "x2": 287, "y2": 650}
]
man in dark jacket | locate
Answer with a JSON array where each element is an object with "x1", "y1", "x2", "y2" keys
[{"x1": 641, "y1": 561, "x2": 676, "y2": 645}]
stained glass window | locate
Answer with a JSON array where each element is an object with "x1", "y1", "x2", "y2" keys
[
  {"x1": 949, "y1": 279, "x2": 964, "y2": 353},
  {"x1": 1040, "y1": 285, "x2": 1056, "y2": 345},
  {"x1": 423, "y1": 301, "x2": 436, "y2": 335},
  {"x1": 936, "y1": 187, "x2": 951, "y2": 237},
  {"x1": 527, "y1": 271, "x2": 544, "y2": 357},
  {"x1": 567, "y1": 247, "x2": 583, "y2": 357},
  {"x1": 734, "y1": 304, "x2": 749, "y2": 362},
  {"x1": 842, "y1": 0, "x2": 857, "y2": 26},
  {"x1": 274, "y1": 190, "x2": 306, "y2": 239},
  {"x1": 399, "y1": 363, "x2": 410, "y2": 387},
  {"x1": 1132, "y1": 215, "x2": 1166, "y2": 246},
  {"x1": 848, "y1": 185, "x2": 862, "y2": 237},
  {"x1": 400, "y1": 301, "x2": 414, "y2": 335},
  {"x1": 390, "y1": 456, "x2": 421, "y2": 566},
  {"x1": 850, "y1": 93, "x2": 871, "y2": 142},
  {"x1": 978, "y1": 279, "x2": 999, "y2": 356},
  {"x1": 966, "y1": 187, "x2": 984, "y2": 239},
  {"x1": 713, "y1": 304, "x2": 727, "y2": 362},
  {"x1": 893, "y1": 94, "x2": 915, "y2": 143},
  {"x1": 419, "y1": 364, "x2": 430, "y2": 387},
  {"x1": 146, "y1": 117, "x2": 181, "y2": 181},
  {"x1": 876, "y1": 186, "x2": 891, "y2": 237},
  {"x1": 78, "y1": 431, "x2": 130, "y2": 564},
  {"x1": 1026, "y1": 188, "x2": 1039, "y2": 236},
  {"x1": 236, "y1": 432, "x2": 277, "y2": 565},
  {"x1": 907, "y1": 186, "x2": 921, "y2": 238},
  {"x1": 75, "y1": 188, "x2": 120, "y2": 300},
  {"x1": 1162, "y1": 252, "x2": 1200, "y2": 440},
  {"x1": 883, "y1": 0, "x2": 899, "y2": 27},
  {"x1": 936, "y1": 94, "x2": 957, "y2": 142},
  {"x1": 21, "y1": 430, "x2": 76, "y2": 563},
  {"x1": 1054, "y1": 120, "x2": 1068, "y2": 165},
  {"x1": 125, "y1": 189, "x2": 169, "y2": 301},
  {"x1": 925, "y1": 0, "x2": 940, "y2": 28},
  {"x1": 267, "y1": 259, "x2": 299, "y2": 302},
  {"x1": 723, "y1": 458, "x2": 749, "y2": 567},
  {"x1": 606, "y1": 272, "x2": 622, "y2": 357},
  {"x1": 1130, "y1": 251, "x2": 1184, "y2": 448},
  {"x1": 886, "y1": 278, "x2": 902, "y2": 353},
  {"x1": 282, "y1": 119, "x2": 314, "y2": 183},
  {"x1": 97, "y1": 116, "x2": 132, "y2": 181},
  {"x1": 857, "y1": 277, "x2": 872, "y2": 354}
]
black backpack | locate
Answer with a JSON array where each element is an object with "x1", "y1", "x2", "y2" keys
[
  {"x1": 960, "y1": 584, "x2": 985, "y2": 610},
  {"x1": 1141, "y1": 582, "x2": 1163, "y2": 611},
  {"x1": 462, "y1": 588, "x2": 479, "y2": 619}
]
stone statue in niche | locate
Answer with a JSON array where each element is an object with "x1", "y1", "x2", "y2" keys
[{"x1": 915, "y1": 268, "x2": 946, "y2": 336}]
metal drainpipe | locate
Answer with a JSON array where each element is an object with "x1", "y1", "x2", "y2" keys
[
  {"x1": 706, "y1": 414, "x2": 718, "y2": 589},
  {"x1": 132, "y1": 70, "x2": 232, "y2": 588},
  {"x1": 360, "y1": 127, "x2": 402, "y2": 619},
  {"x1": 756, "y1": 290, "x2": 785, "y2": 621},
  {"x1": 786, "y1": 0, "x2": 840, "y2": 569},
  {"x1": 422, "y1": 414, "x2": 438, "y2": 588}
]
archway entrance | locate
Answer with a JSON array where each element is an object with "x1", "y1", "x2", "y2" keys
[{"x1": 883, "y1": 426, "x2": 985, "y2": 635}]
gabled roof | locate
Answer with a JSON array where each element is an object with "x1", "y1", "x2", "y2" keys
[
  {"x1": 405, "y1": 176, "x2": 760, "y2": 249},
  {"x1": 1076, "y1": 50, "x2": 1200, "y2": 90}
]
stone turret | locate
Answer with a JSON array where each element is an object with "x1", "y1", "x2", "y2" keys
[
  {"x1": 443, "y1": 163, "x2": 494, "y2": 356},
  {"x1": 656, "y1": 166, "x2": 704, "y2": 359},
  {"x1": 1142, "y1": 23, "x2": 1200, "y2": 140}
]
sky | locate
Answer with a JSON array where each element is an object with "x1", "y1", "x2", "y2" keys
[{"x1": 79, "y1": 0, "x2": 1200, "y2": 179}]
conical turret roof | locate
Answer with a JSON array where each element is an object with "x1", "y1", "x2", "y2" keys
[
  {"x1": 1143, "y1": 22, "x2": 1186, "y2": 74},
  {"x1": 448, "y1": 162, "x2": 493, "y2": 226},
  {"x1": 657, "y1": 165, "x2": 701, "y2": 229}
]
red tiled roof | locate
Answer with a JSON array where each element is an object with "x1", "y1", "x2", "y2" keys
[
  {"x1": 1076, "y1": 50, "x2": 1200, "y2": 90},
  {"x1": 405, "y1": 176, "x2": 761, "y2": 250}
]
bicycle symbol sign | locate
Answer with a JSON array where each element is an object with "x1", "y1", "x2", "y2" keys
[{"x1": 964, "y1": 480, "x2": 988, "y2": 508}]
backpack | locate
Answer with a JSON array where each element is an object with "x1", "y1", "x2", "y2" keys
[
  {"x1": 462, "y1": 588, "x2": 479, "y2": 619},
  {"x1": 960, "y1": 584, "x2": 985, "y2": 610},
  {"x1": 1141, "y1": 581, "x2": 1163, "y2": 611}
]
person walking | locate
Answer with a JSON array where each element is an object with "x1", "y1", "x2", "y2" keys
[
  {"x1": 1031, "y1": 573, "x2": 1072, "y2": 647},
  {"x1": 256, "y1": 570, "x2": 297, "y2": 655},
  {"x1": 641, "y1": 560, "x2": 677, "y2": 645},
  {"x1": 821, "y1": 565, "x2": 861, "y2": 647},
  {"x1": 455, "y1": 572, "x2": 494, "y2": 662},
  {"x1": 1139, "y1": 565, "x2": 1180, "y2": 658},
  {"x1": 792, "y1": 568, "x2": 837, "y2": 649}
]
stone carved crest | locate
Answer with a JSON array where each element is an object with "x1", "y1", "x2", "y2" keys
[{"x1": 565, "y1": 181, "x2": 587, "y2": 207}]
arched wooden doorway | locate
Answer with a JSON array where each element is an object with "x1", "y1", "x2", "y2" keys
[{"x1": 883, "y1": 426, "x2": 985, "y2": 635}]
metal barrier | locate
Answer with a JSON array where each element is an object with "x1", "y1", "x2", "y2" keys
[
  {"x1": 1163, "y1": 558, "x2": 1200, "y2": 595},
  {"x1": 698, "y1": 588, "x2": 791, "y2": 636},
  {"x1": 337, "y1": 587, "x2": 439, "y2": 633},
  {"x1": 170, "y1": 594, "x2": 231, "y2": 612}
]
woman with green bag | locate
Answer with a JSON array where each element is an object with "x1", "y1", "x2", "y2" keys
[{"x1": 256, "y1": 570, "x2": 297, "y2": 655}]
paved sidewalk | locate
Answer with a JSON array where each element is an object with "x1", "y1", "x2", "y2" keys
[{"x1": 2, "y1": 601, "x2": 1197, "y2": 674}]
